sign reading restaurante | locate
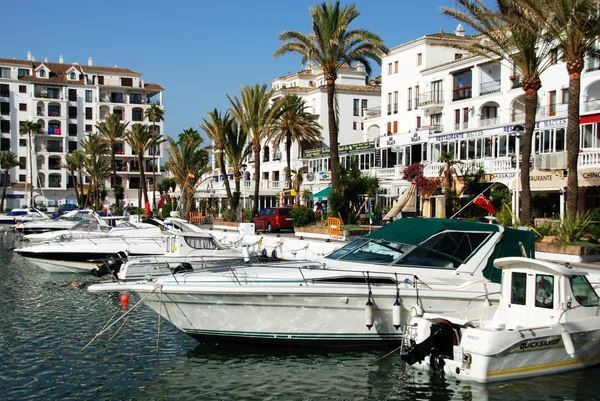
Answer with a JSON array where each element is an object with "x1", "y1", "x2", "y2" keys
[{"x1": 303, "y1": 141, "x2": 375, "y2": 158}]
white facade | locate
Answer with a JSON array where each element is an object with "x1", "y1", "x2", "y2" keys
[{"x1": 0, "y1": 53, "x2": 164, "y2": 210}]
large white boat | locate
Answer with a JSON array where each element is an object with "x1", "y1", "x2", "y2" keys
[
  {"x1": 92, "y1": 230, "x2": 253, "y2": 281},
  {"x1": 0, "y1": 208, "x2": 50, "y2": 226},
  {"x1": 13, "y1": 218, "x2": 204, "y2": 273},
  {"x1": 13, "y1": 210, "x2": 96, "y2": 235},
  {"x1": 400, "y1": 257, "x2": 600, "y2": 382},
  {"x1": 88, "y1": 219, "x2": 537, "y2": 347}
]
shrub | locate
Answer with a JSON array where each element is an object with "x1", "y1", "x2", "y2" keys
[
  {"x1": 222, "y1": 209, "x2": 237, "y2": 222},
  {"x1": 536, "y1": 222, "x2": 555, "y2": 238},
  {"x1": 242, "y1": 207, "x2": 254, "y2": 222},
  {"x1": 555, "y1": 213, "x2": 592, "y2": 243},
  {"x1": 327, "y1": 189, "x2": 344, "y2": 219},
  {"x1": 290, "y1": 206, "x2": 314, "y2": 227},
  {"x1": 588, "y1": 208, "x2": 600, "y2": 222}
]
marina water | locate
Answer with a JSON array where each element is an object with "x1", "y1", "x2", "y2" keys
[{"x1": 1, "y1": 232, "x2": 599, "y2": 401}]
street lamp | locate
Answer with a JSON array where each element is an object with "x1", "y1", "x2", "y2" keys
[
  {"x1": 240, "y1": 163, "x2": 247, "y2": 211},
  {"x1": 510, "y1": 125, "x2": 525, "y2": 224}
]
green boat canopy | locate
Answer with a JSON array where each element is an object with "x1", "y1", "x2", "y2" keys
[
  {"x1": 365, "y1": 218, "x2": 535, "y2": 284},
  {"x1": 310, "y1": 187, "x2": 331, "y2": 201}
]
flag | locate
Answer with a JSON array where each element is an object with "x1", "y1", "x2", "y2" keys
[
  {"x1": 187, "y1": 172, "x2": 195, "y2": 179},
  {"x1": 474, "y1": 194, "x2": 496, "y2": 214}
]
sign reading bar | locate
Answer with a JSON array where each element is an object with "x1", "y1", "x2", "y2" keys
[{"x1": 303, "y1": 141, "x2": 375, "y2": 158}]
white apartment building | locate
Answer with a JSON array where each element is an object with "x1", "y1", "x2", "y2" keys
[
  {"x1": 199, "y1": 64, "x2": 382, "y2": 210},
  {"x1": 364, "y1": 25, "x2": 600, "y2": 219},
  {"x1": 0, "y1": 52, "x2": 164, "y2": 210}
]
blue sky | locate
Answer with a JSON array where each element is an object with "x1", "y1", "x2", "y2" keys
[{"x1": 4, "y1": 0, "x2": 462, "y2": 141}]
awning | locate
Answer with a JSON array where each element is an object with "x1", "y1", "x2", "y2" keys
[
  {"x1": 579, "y1": 169, "x2": 600, "y2": 187},
  {"x1": 310, "y1": 186, "x2": 331, "y2": 201}
]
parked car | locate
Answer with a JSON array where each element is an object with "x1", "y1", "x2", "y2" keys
[{"x1": 253, "y1": 207, "x2": 293, "y2": 233}]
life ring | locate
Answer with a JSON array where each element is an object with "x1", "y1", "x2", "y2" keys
[{"x1": 536, "y1": 276, "x2": 553, "y2": 306}]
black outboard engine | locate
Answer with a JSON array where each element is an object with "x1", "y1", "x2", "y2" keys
[
  {"x1": 171, "y1": 262, "x2": 194, "y2": 274},
  {"x1": 401, "y1": 320, "x2": 458, "y2": 371},
  {"x1": 91, "y1": 251, "x2": 128, "y2": 278}
]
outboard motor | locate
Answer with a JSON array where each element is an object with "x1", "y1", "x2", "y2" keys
[
  {"x1": 401, "y1": 320, "x2": 458, "y2": 371},
  {"x1": 91, "y1": 251, "x2": 128, "y2": 277}
]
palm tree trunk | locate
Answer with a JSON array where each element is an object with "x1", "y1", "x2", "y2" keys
[
  {"x1": 1, "y1": 170, "x2": 8, "y2": 212},
  {"x1": 286, "y1": 134, "x2": 292, "y2": 187},
  {"x1": 234, "y1": 173, "x2": 241, "y2": 211},
  {"x1": 566, "y1": 59, "x2": 583, "y2": 217},
  {"x1": 252, "y1": 146, "x2": 261, "y2": 217},
  {"x1": 152, "y1": 122, "x2": 157, "y2": 211},
  {"x1": 520, "y1": 89, "x2": 538, "y2": 226},
  {"x1": 141, "y1": 153, "x2": 149, "y2": 206},
  {"x1": 28, "y1": 132, "x2": 34, "y2": 208},
  {"x1": 78, "y1": 170, "x2": 84, "y2": 208},
  {"x1": 71, "y1": 171, "x2": 79, "y2": 206},
  {"x1": 111, "y1": 150, "x2": 117, "y2": 197},
  {"x1": 326, "y1": 79, "x2": 340, "y2": 191},
  {"x1": 219, "y1": 151, "x2": 233, "y2": 207}
]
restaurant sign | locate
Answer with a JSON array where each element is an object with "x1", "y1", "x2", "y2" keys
[{"x1": 303, "y1": 141, "x2": 375, "y2": 158}]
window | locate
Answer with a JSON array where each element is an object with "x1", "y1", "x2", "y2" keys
[
  {"x1": 19, "y1": 174, "x2": 26, "y2": 182},
  {"x1": 85, "y1": 124, "x2": 92, "y2": 132},
  {"x1": 1, "y1": 120, "x2": 9, "y2": 133},
  {"x1": 132, "y1": 108, "x2": 143, "y2": 121},
  {"x1": 549, "y1": 90, "x2": 557, "y2": 116},
  {"x1": 49, "y1": 174, "x2": 61, "y2": 188},
  {"x1": 361, "y1": 99, "x2": 367, "y2": 116},
  {"x1": 85, "y1": 90, "x2": 92, "y2": 102},
  {"x1": 1, "y1": 138, "x2": 9, "y2": 151},
  {"x1": 454, "y1": 53, "x2": 463, "y2": 60},
  {"x1": 416, "y1": 53, "x2": 422, "y2": 66},
  {"x1": 68, "y1": 106, "x2": 77, "y2": 118},
  {"x1": 562, "y1": 89, "x2": 569, "y2": 104},
  {"x1": 569, "y1": 275, "x2": 600, "y2": 307},
  {"x1": 19, "y1": 103, "x2": 26, "y2": 111},
  {"x1": 550, "y1": 48, "x2": 558, "y2": 64},
  {"x1": 68, "y1": 89, "x2": 77, "y2": 101},
  {"x1": 394, "y1": 61, "x2": 398, "y2": 73},
  {"x1": 393, "y1": 91, "x2": 398, "y2": 114},
  {"x1": 453, "y1": 70, "x2": 472, "y2": 101},
  {"x1": 39, "y1": 70, "x2": 46, "y2": 78},
  {"x1": 97, "y1": 76, "x2": 104, "y2": 85},
  {"x1": 20, "y1": 157, "x2": 26, "y2": 167},
  {"x1": 68, "y1": 124, "x2": 77, "y2": 136},
  {"x1": 69, "y1": 72, "x2": 76, "y2": 80},
  {"x1": 387, "y1": 93, "x2": 392, "y2": 115},
  {"x1": 0, "y1": 68, "x2": 9, "y2": 78},
  {"x1": 0, "y1": 84, "x2": 9, "y2": 97},
  {"x1": 388, "y1": 63, "x2": 392, "y2": 75},
  {"x1": 121, "y1": 77, "x2": 133, "y2": 87},
  {"x1": 48, "y1": 105, "x2": 60, "y2": 117},
  {"x1": 511, "y1": 272, "x2": 527, "y2": 305},
  {"x1": 463, "y1": 107, "x2": 469, "y2": 125},
  {"x1": 68, "y1": 141, "x2": 78, "y2": 153},
  {"x1": 535, "y1": 274, "x2": 554, "y2": 309},
  {"x1": 19, "y1": 85, "x2": 26, "y2": 93},
  {"x1": 414, "y1": 86, "x2": 420, "y2": 109},
  {"x1": 0, "y1": 102, "x2": 9, "y2": 115},
  {"x1": 454, "y1": 109, "x2": 460, "y2": 125},
  {"x1": 407, "y1": 88, "x2": 412, "y2": 111},
  {"x1": 387, "y1": 122, "x2": 392, "y2": 135},
  {"x1": 416, "y1": 116, "x2": 421, "y2": 129},
  {"x1": 393, "y1": 121, "x2": 398, "y2": 134},
  {"x1": 353, "y1": 99, "x2": 360, "y2": 116},
  {"x1": 18, "y1": 69, "x2": 30, "y2": 77},
  {"x1": 85, "y1": 107, "x2": 92, "y2": 120},
  {"x1": 19, "y1": 139, "x2": 26, "y2": 146},
  {"x1": 352, "y1": 122, "x2": 358, "y2": 130}
]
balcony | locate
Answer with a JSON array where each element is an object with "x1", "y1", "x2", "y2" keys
[
  {"x1": 453, "y1": 122, "x2": 469, "y2": 131},
  {"x1": 479, "y1": 117, "x2": 500, "y2": 127},
  {"x1": 418, "y1": 91, "x2": 444, "y2": 111},
  {"x1": 479, "y1": 80, "x2": 501, "y2": 96},
  {"x1": 34, "y1": 92, "x2": 64, "y2": 100},
  {"x1": 452, "y1": 87, "x2": 472, "y2": 101},
  {"x1": 585, "y1": 56, "x2": 600, "y2": 73},
  {"x1": 584, "y1": 99, "x2": 600, "y2": 113},
  {"x1": 46, "y1": 147, "x2": 63, "y2": 153},
  {"x1": 273, "y1": 151, "x2": 282, "y2": 161}
]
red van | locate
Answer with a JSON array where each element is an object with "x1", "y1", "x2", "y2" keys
[{"x1": 253, "y1": 207, "x2": 294, "y2": 233}]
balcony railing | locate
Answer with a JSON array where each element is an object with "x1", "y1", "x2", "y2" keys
[
  {"x1": 452, "y1": 86, "x2": 472, "y2": 101},
  {"x1": 453, "y1": 122, "x2": 469, "y2": 131},
  {"x1": 34, "y1": 92, "x2": 64, "y2": 100},
  {"x1": 479, "y1": 117, "x2": 499, "y2": 127},
  {"x1": 584, "y1": 99, "x2": 600, "y2": 112},
  {"x1": 418, "y1": 91, "x2": 444, "y2": 108},
  {"x1": 479, "y1": 80, "x2": 501, "y2": 95}
]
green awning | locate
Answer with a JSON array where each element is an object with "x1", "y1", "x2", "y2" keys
[{"x1": 310, "y1": 187, "x2": 332, "y2": 201}]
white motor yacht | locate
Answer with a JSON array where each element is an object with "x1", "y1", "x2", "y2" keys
[
  {"x1": 13, "y1": 210, "x2": 94, "y2": 235},
  {"x1": 88, "y1": 219, "x2": 537, "y2": 348},
  {"x1": 400, "y1": 257, "x2": 600, "y2": 382},
  {"x1": 0, "y1": 208, "x2": 50, "y2": 226}
]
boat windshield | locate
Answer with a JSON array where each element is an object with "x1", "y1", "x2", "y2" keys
[
  {"x1": 326, "y1": 230, "x2": 491, "y2": 269},
  {"x1": 183, "y1": 236, "x2": 220, "y2": 250},
  {"x1": 568, "y1": 275, "x2": 600, "y2": 307}
]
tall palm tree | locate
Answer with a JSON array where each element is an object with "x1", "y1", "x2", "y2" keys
[
  {"x1": 270, "y1": 95, "x2": 322, "y2": 187},
  {"x1": 81, "y1": 134, "x2": 110, "y2": 209},
  {"x1": 95, "y1": 113, "x2": 129, "y2": 203},
  {"x1": 68, "y1": 150, "x2": 87, "y2": 208},
  {"x1": 290, "y1": 168, "x2": 305, "y2": 207},
  {"x1": 518, "y1": 0, "x2": 600, "y2": 216},
  {"x1": 441, "y1": 0, "x2": 553, "y2": 226},
  {"x1": 223, "y1": 121, "x2": 251, "y2": 212},
  {"x1": 19, "y1": 120, "x2": 41, "y2": 207},
  {"x1": 274, "y1": 1, "x2": 388, "y2": 191},
  {"x1": 0, "y1": 151, "x2": 21, "y2": 212},
  {"x1": 145, "y1": 104, "x2": 164, "y2": 210},
  {"x1": 227, "y1": 84, "x2": 282, "y2": 217},
  {"x1": 199, "y1": 109, "x2": 235, "y2": 207},
  {"x1": 126, "y1": 124, "x2": 166, "y2": 208},
  {"x1": 164, "y1": 134, "x2": 210, "y2": 219},
  {"x1": 178, "y1": 127, "x2": 202, "y2": 144}
]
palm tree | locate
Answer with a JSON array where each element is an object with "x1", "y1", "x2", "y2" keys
[
  {"x1": 0, "y1": 151, "x2": 21, "y2": 212},
  {"x1": 223, "y1": 121, "x2": 251, "y2": 212},
  {"x1": 270, "y1": 95, "x2": 322, "y2": 187},
  {"x1": 517, "y1": 0, "x2": 600, "y2": 216},
  {"x1": 19, "y1": 120, "x2": 41, "y2": 207},
  {"x1": 95, "y1": 113, "x2": 129, "y2": 204},
  {"x1": 145, "y1": 104, "x2": 164, "y2": 210},
  {"x1": 199, "y1": 109, "x2": 235, "y2": 207},
  {"x1": 441, "y1": 0, "x2": 553, "y2": 226},
  {"x1": 178, "y1": 127, "x2": 202, "y2": 144},
  {"x1": 126, "y1": 124, "x2": 165, "y2": 208},
  {"x1": 62, "y1": 152, "x2": 83, "y2": 206},
  {"x1": 227, "y1": 84, "x2": 282, "y2": 217},
  {"x1": 164, "y1": 134, "x2": 210, "y2": 219},
  {"x1": 274, "y1": 1, "x2": 388, "y2": 191},
  {"x1": 69, "y1": 150, "x2": 87, "y2": 208},
  {"x1": 81, "y1": 134, "x2": 109, "y2": 209},
  {"x1": 290, "y1": 168, "x2": 305, "y2": 207}
]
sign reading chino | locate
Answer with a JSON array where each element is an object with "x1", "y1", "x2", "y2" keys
[
  {"x1": 303, "y1": 141, "x2": 375, "y2": 158},
  {"x1": 579, "y1": 169, "x2": 600, "y2": 187}
]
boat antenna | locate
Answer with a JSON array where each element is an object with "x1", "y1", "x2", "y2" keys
[{"x1": 450, "y1": 182, "x2": 497, "y2": 219}]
